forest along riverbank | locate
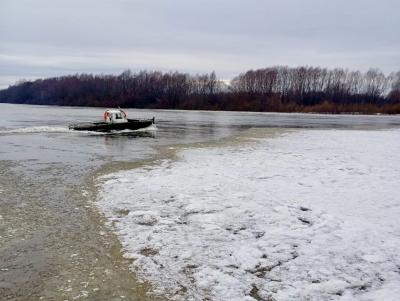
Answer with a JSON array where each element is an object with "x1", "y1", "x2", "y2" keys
[{"x1": 97, "y1": 128, "x2": 400, "y2": 301}]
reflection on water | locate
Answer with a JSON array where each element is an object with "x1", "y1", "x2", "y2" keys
[
  {"x1": 0, "y1": 103, "x2": 400, "y2": 300},
  {"x1": 103, "y1": 130, "x2": 156, "y2": 139},
  {"x1": 102, "y1": 131, "x2": 156, "y2": 152}
]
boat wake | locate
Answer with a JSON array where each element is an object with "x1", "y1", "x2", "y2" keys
[
  {"x1": 0, "y1": 124, "x2": 157, "y2": 135},
  {"x1": 0, "y1": 126, "x2": 71, "y2": 134}
]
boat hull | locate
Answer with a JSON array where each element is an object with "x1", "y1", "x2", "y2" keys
[{"x1": 69, "y1": 118, "x2": 154, "y2": 132}]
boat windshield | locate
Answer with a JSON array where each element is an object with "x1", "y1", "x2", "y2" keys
[{"x1": 115, "y1": 113, "x2": 123, "y2": 119}]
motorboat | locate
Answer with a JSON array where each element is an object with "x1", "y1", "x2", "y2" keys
[{"x1": 69, "y1": 109, "x2": 155, "y2": 132}]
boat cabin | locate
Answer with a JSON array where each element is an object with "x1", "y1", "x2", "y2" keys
[{"x1": 104, "y1": 109, "x2": 128, "y2": 124}]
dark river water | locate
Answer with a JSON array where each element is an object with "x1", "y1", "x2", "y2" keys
[{"x1": 0, "y1": 103, "x2": 399, "y2": 301}]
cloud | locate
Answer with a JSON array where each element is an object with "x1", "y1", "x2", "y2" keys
[{"x1": 0, "y1": 0, "x2": 399, "y2": 88}]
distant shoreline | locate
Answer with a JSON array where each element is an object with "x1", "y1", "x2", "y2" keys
[
  {"x1": 1, "y1": 67, "x2": 399, "y2": 114},
  {"x1": 1, "y1": 101, "x2": 399, "y2": 116}
]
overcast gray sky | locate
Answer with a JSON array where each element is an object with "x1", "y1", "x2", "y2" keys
[{"x1": 0, "y1": 0, "x2": 399, "y2": 89}]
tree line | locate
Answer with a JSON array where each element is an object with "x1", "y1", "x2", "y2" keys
[{"x1": 1, "y1": 66, "x2": 400, "y2": 113}]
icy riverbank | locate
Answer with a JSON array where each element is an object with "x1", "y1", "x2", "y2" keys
[{"x1": 98, "y1": 129, "x2": 400, "y2": 301}]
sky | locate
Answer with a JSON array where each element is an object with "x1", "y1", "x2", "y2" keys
[{"x1": 0, "y1": 0, "x2": 399, "y2": 89}]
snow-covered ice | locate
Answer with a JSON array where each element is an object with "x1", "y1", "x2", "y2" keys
[{"x1": 97, "y1": 129, "x2": 400, "y2": 301}]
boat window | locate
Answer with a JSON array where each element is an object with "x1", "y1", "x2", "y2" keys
[{"x1": 115, "y1": 113, "x2": 123, "y2": 119}]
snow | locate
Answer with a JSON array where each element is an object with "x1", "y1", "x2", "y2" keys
[{"x1": 97, "y1": 129, "x2": 400, "y2": 301}]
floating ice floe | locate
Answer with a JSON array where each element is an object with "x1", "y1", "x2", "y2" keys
[{"x1": 98, "y1": 129, "x2": 400, "y2": 301}]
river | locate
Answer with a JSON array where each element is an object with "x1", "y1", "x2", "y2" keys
[{"x1": 0, "y1": 103, "x2": 399, "y2": 301}]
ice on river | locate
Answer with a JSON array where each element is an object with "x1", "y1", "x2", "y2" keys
[{"x1": 98, "y1": 129, "x2": 400, "y2": 301}]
